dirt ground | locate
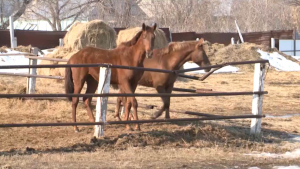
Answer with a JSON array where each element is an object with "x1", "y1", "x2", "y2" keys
[{"x1": 0, "y1": 70, "x2": 300, "y2": 169}]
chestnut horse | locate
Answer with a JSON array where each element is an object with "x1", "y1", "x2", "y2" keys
[
  {"x1": 65, "y1": 23, "x2": 157, "y2": 132},
  {"x1": 114, "y1": 38, "x2": 211, "y2": 120}
]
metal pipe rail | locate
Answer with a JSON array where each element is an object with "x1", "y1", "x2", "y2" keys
[
  {"x1": 0, "y1": 114, "x2": 265, "y2": 128},
  {"x1": 0, "y1": 72, "x2": 64, "y2": 80},
  {"x1": 0, "y1": 60, "x2": 269, "y2": 74},
  {"x1": 0, "y1": 91, "x2": 268, "y2": 98}
]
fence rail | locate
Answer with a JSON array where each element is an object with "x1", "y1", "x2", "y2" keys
[
  {"x1": 0, "y1": 114, "x2": 265, "y2": 128},
  {"x1": 0, "y1": 91, "x2": 267, "y2": 98}
]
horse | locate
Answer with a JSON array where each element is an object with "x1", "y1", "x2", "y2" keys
[
  {"x1": 65, "y1": 23, "x2": 157, "y2": 132},
  {"x1": 114, "y1": 38, "x2": 211, "y2": 121}
]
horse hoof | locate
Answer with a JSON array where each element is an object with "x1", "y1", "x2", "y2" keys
[
  {"x1": 126, "y1": 127, "x2": 133, "y2": 131},
  {"x1": 74, "y1": 129, "x2": 79, "y2": 133},
  {"x1": 134, "y1": 127, "x2": 141, "y2": 131}
]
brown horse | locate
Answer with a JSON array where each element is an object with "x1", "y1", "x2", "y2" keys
[
  {"x1": 65, "y1": 23, "x2": 157, "y2": 132},
  {"x1": 114, "y1": 38, "x2": 211, "y2": 121}
]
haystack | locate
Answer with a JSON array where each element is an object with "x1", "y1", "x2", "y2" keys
[
  {"x1": 116, "y1": 27, "x2": 168, "y2": 49},
  {"x1": 38, "y1": 20, "x2": 116, "y2": 77},
  {"x1": 64, "y1": 20, "x2": 116, "y2": 51},
  {"x1": 202, "y1": 41, "x2": 299, "y2": 71}
]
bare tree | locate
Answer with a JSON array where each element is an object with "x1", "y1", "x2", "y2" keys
[
  {"x1": 24, "y1": 0, "x2": 99, "y2": 31},
  {"x1": 0, "y1": 0, "x2": 32, "y2": 29},
  {"x1": 91, "y1": 0, "x2": 144, "y2": 27}
]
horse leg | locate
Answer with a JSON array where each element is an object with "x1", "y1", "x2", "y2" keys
[
  {"x1": 114, "y1": 92, "x2": 124, "y2": 121},
  {"x1": 129, "y1": 83, "x2": 140, "y2": 130},
  {"x1": 150, "y1": 86, "x2": 168, "y2": 119},
  {"x1": 72, "y1": 78, "x2": 85, "y2": 132},
  {"x1": 164, "y1": 85, "x2": 174, "y2": 119},
  {"x1": 120, "y1": 82, "x2": 138, "y2": 131},
  {"x1": 83, "y1": 77, "x2": 98, "y2": 123}
]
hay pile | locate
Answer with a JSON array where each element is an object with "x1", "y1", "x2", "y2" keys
[
  {"x1": 116, "y1": 27, "x2": 168, "y2": 49},
  {"x1": 203, "y1": 41, "x2": 300, "y2": 71},
  {"x1": 0, "y1": 45, "x2": 32, "y2": 53},
  {"x1": 38, "y1": 20, "x2": 117, "y2": 77}
]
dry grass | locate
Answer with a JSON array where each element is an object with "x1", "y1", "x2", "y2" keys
[{"x1": 0, "y1": 71, "x2": 300, "y2": 168}]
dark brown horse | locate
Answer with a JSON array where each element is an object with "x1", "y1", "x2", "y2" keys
[
  {"x1": 65, "y1": 23, "x2": 157, "y2": 132},
  {"x1": 114, "y1": 38, "x2": 211, "y2": 120}
]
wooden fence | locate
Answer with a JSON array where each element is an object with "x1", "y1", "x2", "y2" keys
[{"x1": 0, "y1": 29, "x2": 293, "y2": 49}]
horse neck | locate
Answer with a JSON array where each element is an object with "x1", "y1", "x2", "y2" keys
[
  {"x1": 130, "y1": 37, "x2": 147, "y2": 66},
  {"x1": 166, "y1": 44, "x2": 195, "y2": 70}
]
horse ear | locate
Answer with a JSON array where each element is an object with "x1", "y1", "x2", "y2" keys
[
  {"x1": 142, "y1": 23, "x2": 146, "y2": 31},
  {"x1": 152, "y1": 23, "x2": 157, "y2": 31},
  {"x1": 197, "y1": 38, "x2": 204, "y2": 47},
  {"x1": 198, "y1": 38, "x2": 204, "y2": 44},
  {"x1": 168, "y1": 43, "x2": 174, "y2": 53}
]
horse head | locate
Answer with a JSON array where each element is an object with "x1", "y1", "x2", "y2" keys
[{"x1": 190, "y1": 38, "x2": 211, "y2": 72}]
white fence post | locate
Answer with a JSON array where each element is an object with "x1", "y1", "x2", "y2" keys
[
  {"x1": 250, "y1": 63, "x2": 266, "y2": 136},
  {"x1": 59, "y1": 38, "x2": 64, "y2": 46},
  {"x1": 94, "y1": 66, "x2": 111, "y2": 138},
  {"x1": 271, "y1": 38, "x2": 275, "y2": 49},
  {"x1": 26, "y1": 47, "x2": 38, "y2": 94},
  {"x1": 9, "y1": 16, "x2": 16, "y2": 48},
  {"x1": 14, "y1": 37, "x2": 17, "y2": 47},
  {"x1": 235, "y1": 20, "x2": 244, "y2": 43},
  {"x1": 231, "y1": 37, "x2": 235, "y2": 45}
]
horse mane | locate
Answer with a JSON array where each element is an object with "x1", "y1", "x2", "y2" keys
[
  {"x1": 119, "y1": 31, "x2": 143, "y2": 47},
  {"x1": 158, "y1": 41, "x2": 198, "y2": 55}
]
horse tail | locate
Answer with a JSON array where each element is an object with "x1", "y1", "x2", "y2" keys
[{"x1": 65, "y1": 67, "x2": 74, "y2": 101}]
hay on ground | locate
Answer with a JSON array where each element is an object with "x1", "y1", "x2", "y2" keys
[
  {"x1": 38, "y1": 20, "x2": 116, "y2": 77},
  {"x1": 0, "y1": 46, "x2": 8, "y2": 53},
  {"x1": 202, "y1": 41, "x2": 300, "y2": 71},
  {"x1": 0, "y1": 45, "x2": 32, "y2": 53},
  {"x1": 116, "y1": 27, "x2": 168, "y2": 49}
]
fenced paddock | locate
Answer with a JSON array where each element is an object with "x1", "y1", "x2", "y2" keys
[
  {"x1": 0, "y1": 49, "x2": 269, "y2": 138},
  {"x1": 1, "y1": 54, "x2": 300, "y2": 168}
]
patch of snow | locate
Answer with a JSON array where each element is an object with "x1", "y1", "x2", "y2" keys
[
  {"x1": 288, "y1": 134, "x2": 300, "y2": 143},
  {"x1": 292, "y1": 56, "x2": 300, "y2": 61},
  {"x1": 266, "y1": 114, "x2": 300, "y2": 119},
  {"x1": 257, "y1": 49, "x2": 300, "y2": 71},
  {"x1": 273, "y1": 166, "x2": 300, "y2": 169},
  {"x1": 245, "y1": 148, "x2": 300, "y2": 159},
  {"x1": 248, "y1": 167, "x2": 261, "y2": 169},
  {"x1": 183, "y1": 62, "x2": 240, "y2": 74},
  {"x1": 0, "y1": 50, "x2": 33, "y2": 73}
]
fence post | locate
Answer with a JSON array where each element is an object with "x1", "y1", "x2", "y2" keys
[
  {"x1": 94, "y1": 66, "x2": 111, "y2": 138},
  {"x1": 250, "y1": 63, "x2": 266, "y2": 136},
  {"x1": 169, "y1": 26, "x2": 172, "y2": 42},
  {"x1": 14, "y1": 37, "x2": 17, "y2": 47},
  {"x1": 9, "y1": 16, "x2": 16, "y2": 48},
  {"x1": 235, "y1": 20, "x2": 244, "y2": 43},
  {"x1": 59, "y1": 38, "x2": 64, "y2": 46},
  {"x1": 231, "y1": 37, "x2": 235, "y2": 45},
  {"x1": 271, "y1": 38, "x2": 275, "y2": 49},
  {"x1": 26, "y1": 47, "x2": 38, "y2": 94}
]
